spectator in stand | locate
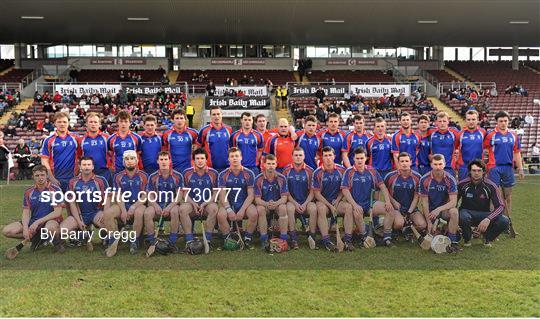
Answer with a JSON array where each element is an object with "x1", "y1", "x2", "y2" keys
[
  {"x1": 4, "y1": 125, "x2": 17, "y2": 137},
  {"x1": 524, "y1": 113, "x2": 534, "y2": 126},
  {"x1": 42, "y1": 100, "x2": 57, "y2": 113},
  {"x1": 59, "y1": 104, "x2": 70, "y2": 114},
  {"x1": 16, "y1": 115, "x2": 28, "y2": 129},
  {"x1": 480, "y1": 118, "x2": 490, "y2": 130},
  {"x1": 14, "y1": 138, "x2": 31, "y2": 179},
  {"x1": 90, "y1": 94, "x2": 100, "y2": 105},
  {"x1": 28, "y1": 138, "x2": 40, "y2": 154},
  {"x1": 0, "y1": 132, "x2": 10, "y2": 180},
  {"x1": 206, "y1": 81, "x2": 216, "y2": 96},
  {"x1": 511, "y1": 117, "x2": 521, "y2": 129},
  {"x1": 315, "y1": 87, "x2": 326, "y2": 104},
  {"x1": 69, "y1": 67, "x2": 79, "y2": 83},
  {"x1": 531, "y1": 142, "x2": 540, "y2": 164},
  {"x1": 52, "y1": 91, "x2": 62, "y2": 103},
  {"x1": 43, "y1": 117, "x2": 55, "y2": 133}
]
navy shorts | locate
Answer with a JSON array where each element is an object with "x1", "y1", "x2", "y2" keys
[
  {"x1": 58, "y1": 179, "x2": 71, "y2": 193},
  {"x1": 488, "y1": 165, "x2": 515, "y2": 188},
  {"x1": 458, "y1": 166, "x2": 469, "y2": 182},
  {"x1": 418, "y1": 165, "x2": 431, "y2": 176},
  {"x1": 246, "y1": 166, "x2": 260, "y2": 176},
  {"x1": 81, "y1": 211, "x2": 98, "y2": 226}
]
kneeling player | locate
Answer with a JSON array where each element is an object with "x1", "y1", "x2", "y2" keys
[
  {"x1": 283, "y1": 148, "x2": 317, "y2": 249},
  {"x1": 144, "y1": 151, "x2": 183, "y2": 252},
  {"x1": 2, "y1": 165, "x2": 64, "y2": 252},
  {"x1": 419, "y1": 154, "x2": 460, "y2": 252},
  {"x1": 180, "y1": 148, "x2": 220, "y2": 249},
  {"x1": 216, "y1": 147, "x2": 258, "y2": 249},
  {"x1": 255, "y1": 155, "x2": 289, "y2": 250},
  {"x1": 58, "y1": 157, "x2": 109, "y2": 251},
  {"x1": 102, "y1": 150, "x2": 148, "y2": 256},
  {"x1": 313, "y1": 147, "x2": 351, "y2": 251}
]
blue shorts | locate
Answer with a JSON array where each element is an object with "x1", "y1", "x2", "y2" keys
[
  {"x1": 246, "y1": 166, "x2": 260, "y2": 176},
  {"x1": 81, "y1": 211, "x2": 98, "y2": 226},
  {"x1": 458, "y1": 166, "x2": 469, "y2": 182},
  {"x1": 418, "y1": 165, "x2": 431, "y2": 176},
  {"x1": 376, "y1": 169, "x2": 392, "y2": 180},
  {"x1": 95, "y1": 168, "x2": 112, "y2": 185},
  {"x1": 488, "y1": 165, "x2": 515, "y2": 188},
  {"x1": 58, "y1": 179, "x2": 71, "y2": 193}
]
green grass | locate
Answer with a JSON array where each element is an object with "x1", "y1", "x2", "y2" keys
[{"x1": 1, "y1": 178, "x2": 539, "y2": 317}]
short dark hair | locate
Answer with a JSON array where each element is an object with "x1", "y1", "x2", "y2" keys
[
  {"x1": 399, "y1": 112, "x2": 411, "y2": 120},
  {"x1": 171, "y1": 109, "x2": 185, "y2": 119},
  {"x1": 79, "y1": 156, "x2": 94, "y2": 164},
  {"x1": 192, "y1": 148, "x2": 207, "y2": 159},
  {"x1": 143, "y1": 114, "x2": 157, "y2": 123},
  {"x1": 210, "y1": 105, "x2": 221, "y2": 112},
  {"x1": 353, "y1": 147, "x2": 366, "y2": 156},
  {"x1": 495, "y1": 111, "x2": 510, "y2": 120},
  {"x1": 353, "y1": 114, "x2": 364, "y2": 122},
  {"x1": 374, "y1": 117, "x2": 386, "y2": 124},
  {"x1": 157, "y1": 151, "x2": 170, "y2": 158},
  {"x1": 468, "y1": 159, "x2": 486, "y2": 172},
  {"x1": 418, "y1": 114, "x2": 430, "y2": 123},
  {"x1": 32, "y1": 165, "x2": 48, "y2": 175},
  {"x1": 117, "y1": 110, "x2": 131, "y2": 121},
  {"x1": 292, "y1": 147, "x2": 304, "y2": 154},
  {"x1": 304, "y1": 115, "x2": 317, "y2": 123},
  {"x1": 432, "y1": 154, "x2": 445, "y2": 162},
  {"x1": 466, "y1": 110, "x2": 479, "y2": 117},
  {"x1": 228, "y1": 147, "x2": 241, "y2": 155},
  {"x1": 265, "y1": 154, "x2": 276, "y2": 162},
  {"x1": 240, "y1": 112, "x2": 252, "y2": 119},
  {"x1": 327, "y1": 113, "x2": 340, "y2": 119},
  {"x1": 397, "y1": 152, "x2": 411, "y2": 160},
  {"x1": 322, "y1": 146, "x2": 334, "y2": 154},
  {"x1": 255, "y1": 114, "x2": 266, "y2": 122}
]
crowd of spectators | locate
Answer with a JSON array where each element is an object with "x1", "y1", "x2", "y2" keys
[
  {"x1": 504, "y1": 84, "x2": 528, "y2": 97},
  {"x1": 0, "y1": 89, "x2": 21, "y2": 116},
  {"x1": 440, "y1": 86, "x2": 494, "y2": 130}
]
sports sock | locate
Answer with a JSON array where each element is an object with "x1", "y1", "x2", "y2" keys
[
  {"x1": 289, "y1": 231, "x2": 298, "y2": 241},
  {"x1": 279, "y1": 233, "x2": 288, "y2": 241},
  {"x1": 322, "y1": 235, "x2": 330, "y2": 244},
  {"x1": 448, "y1": 232, "x2": 458, "y2": 243},
  {"x1": 260, "y1": 233, "x2": 268, "y2": 242},
  {"x1": 383, "y1": 230, "x2": 392, "y2": 241},
  {"x1": 185, "y1": 233, "x2": 193, "y2": 242},
  {"x1": 146, "y1": 234, "x2": 155, "y2": 244},
  {"x1": 169, "y1": 232, "x2": 178, "y2": 244},
  {"x1": 244, "y1": 231, "x2": 253, "y2": 240},
  {"x1": 204, "y1": 231, "x2": 213, "y2": 241},
  {"x1": 344, "y1": 233, "x2": 352, "y2": 242}
]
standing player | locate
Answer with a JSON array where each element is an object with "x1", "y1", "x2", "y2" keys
[
  {"x1": 366, "y1": 117, "x2": 393, "y2": 178},
  {"x1": 295, "y1": 115, "x2": 322, "y2": 170},
  {"x1": 264, "y1": 118, "x2": 296, "y2": 172},
  {"x1": 216, "y1": 148, "x2": 258, "y2": 249},
  {"x1": 230, "y1": 112, "x2": 264, "y2": 176},
  {"x1": 415, "y1": 114, "x2": 433, "y2": 176},
  {"x1": 140, "y1": 115, "x2": 163, "y2": 175},
  {"x1": 391, "y1": 112, "x2": 421, "y2": 171},
  {"x1": 78, "y1": 112, "x2": 110, "y2": 182},
  {"x1": 255, "y1": 114, "x2": 276, "y2": 149},
  {"x1": 419, "y1": 154, "x2": 460, "y2": 252},
  {"x1": 40, "y1": 112, "x2": 79, "y2": 192},
  {"x1": 484, "y1": 111, "x2": 525, "y2": 235},
  {"x1": 2, "y1": 165, "x2": 64, "y2": 252},
  {"x1": 181, "y1": 148, "x2": 220, "y2": 249},
  {"x1": 103, "y1": 150, "x2": 148, "y2": 256},
  {"x1": 198, "y1": 106, "x2": 233, "y2": 172},
  {"x1": 342, "y1": 114, "x2": 372, "y2": 168},
  {"x1": 162, "y1": 109, "x2": 199, "y2": 174},
  {"x1": 107, "y1": 110, "x2": 142, "y2": 173},
  {"x1": 430, "y1": 112, "x2": 459, "y2": 175},
  {"x1": 283, "y1": 148, "x2": 317, "y2": 249},
  {"x1": 312, "y1": 146, "x2": 349, "y2": 251},
  {"x1": 254, "y1": 155, "x2": 290, "y2": 249},
  {"x1": 455, "y1": 110, "x2": 486, "y2": 181},
  {"x1": 144, "y1": 151, "x2": 183, "y2": 251},
  {"x1": 318, "y1": 113, "x2": 347, "y2": 165},
  {"x1": 458, "y1": 159, "x2": 509, "y2": 247}
]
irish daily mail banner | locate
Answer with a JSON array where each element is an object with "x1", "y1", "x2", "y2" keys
[
  {"x1": 215, "y1": 86, "x2": 268, "y2": 97},
  {"x1": 123, "y1": 84, "x2": 184, "y2": 95},
  {"x1": 55, "y1": 84, "x2": 122, "y2": 97},
  {"x1": 204, "y1": 96, "x2": 270, "y2": 109},
  {"x1": 288, "y1": 84, "x2": 348, "y2": 97},
  {"x1": 350, "y1": 84, "x2": 411, "y2": 97}
]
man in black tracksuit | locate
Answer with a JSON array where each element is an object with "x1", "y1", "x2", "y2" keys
[{"x1": 458, "y1": 159, "x2": 509, "y2": 247}]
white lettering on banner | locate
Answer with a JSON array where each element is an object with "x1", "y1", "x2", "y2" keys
[
  {"x1": 205, "y1": 110, "x2": 271, "y2": 118},
  {"x1": 349, "y1": 84, "x2": 411, "y2": 97},
  {"x1": 126, "y1": 86, "x2": 183, "y2": 95},
  {"x1": 215, "y1": 86, "x2": 268, "y2": 97},
  {"x1": 55, "y1": 84, "x2": 122, "y2": 97},
  {"x1": 207, "y1": 98, "x2": 267, "y2": 108}
]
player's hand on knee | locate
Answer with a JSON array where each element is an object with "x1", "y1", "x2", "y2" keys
[
  {"x1": 385, "y1": 201, "x2": 394, "y2": 213},
  {"x1": 120, "y1": 211, "x2": 128, "y2": 224},
  {"x1": 23, "y1": 228, "x2": 30, "y2": 241}
]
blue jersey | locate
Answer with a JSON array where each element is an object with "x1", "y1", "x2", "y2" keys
[
  {"x1": 147, "y1": 170, "x2": 183, "y2": 208},
  {"x1": 312, "y1": 164, "x2": 346, "y2": 202},
  {"x1": 282, "y1": 164, "x2": 314, "y2": 204},
  {"x1": 23, "y1": 183, "x2": 63, "y2": 225},
  {"x1": 341, "y1": 166, "x2": 382, "y2": 209},
  {"x1": 230, "y1": 129, "x2": 264, "y2": 168},
  {"x1": 183, "y1": 167, "x2": 219, "y2": 204},
  {"x1": 296, "y1": 131, "x2": 322, "y2": 169},
  {"x1": 198, "y1": 123, "x2": 233, "y2": 170},
  {"x1": 456, "y1": 128, "x2": 486, "y2": 168},
  {"x1": 485, "y1": 129, "x2": 521, "y2": 168},
  {"x1": 162, "y1": 127, "x2": 199, "y2": 174},
  {"x1": 107, "y1": 132, "x2": 142, "y2": 172},
  {"x1": 416, "y1": 130, "x2": 431, "y2": 167},
  {"x1": 366, "y1": 135, "x2": 393, "y2": 171},
  {"x1": 254, "y1": 172, "x2": 289, "y2": 202},
  {"x1": 430, "y1": 128, "x2": 459, "y2": 169},
  {"x1": 419, "y1": 171, "x2": 458, "y2": 212},
  {"x1": 384, "y1": 170, "x2": 421, "y2": 213},
  {"x1": 79, "y1": 132, "x2": 109, "y2": 171},
  {"x1": 68, "y1": 174, "x2": 109, "y2": 215},
  {"x1": 40, "y1": 132, "x2": 79, "y2": 180},
  {"x1": 392, "y1": 129, "x2": 421, "y2": 167},
  {"x1": 113, "y1": 170, "x2": 148, "y2": 210},
  {"x1": 217, "y1": 167, "x2": 255, "y2": 212},
  {"x1": 344, "y1": 130, "x2": 373, "y2": 165},
  {"x1": 318, "y1": 129, "x2": 346, "y2": 164},
  {"x1": 140, "y1": 132, "x2": 163, "y2": 174}
]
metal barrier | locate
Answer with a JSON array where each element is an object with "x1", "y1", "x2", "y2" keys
[{"x1": 1, "y1": 83, "x2": 23, "y2": 92}]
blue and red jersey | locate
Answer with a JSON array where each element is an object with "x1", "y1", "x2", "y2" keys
[
  {"x1": 230, "y1": 129, "x2": 264, "y2": 169},
  {"x1": 107, "y1": 131, "x2": 142, "y2": 172},
  {"x1": 40, "y1": 132, "x2": 79, "y2": 181},
  {"x1": 282, "y1": 164, "x2": 313, "y2": 204},
  {"x1": 140, "y1": 132, "x2": 163, "y2": 174},
  {"x1": 78, "y1": 132, "x2": 109, "y2": 171},
  {"x1": 254, "y1": 172, "x2": 289, "y2": 202},
  {"x1": 23, "y1": 182, "x2": 63, "y2": 225},
  {"x1": 416, "y1": 129, "x2": 432, "y2": 168},
  {"x1": 295, "y1": 130, "x2": 322, "y2": 169},
  {"x1": 162, "y1": 127, "x2": 199, "y2": 174},
  {"x1": 391, "y1": 129, "x2": 421, "y2": 167},
  {"x1": 341, "y1": 166, "x2": 383, "y2": 209},
  {"x1": 217, "y1": 167, "x2": 255, "y2": 212},
  {"x1": 419, "y1": 171, "x2": 458, "y2": 212},
  {"x1": 484, "y1": 128, "x2": 521, "y2": 169},
  {"x1": 312, "y1": 164, "x2": 346, "y2": 202},
  {"x1": 429, "y1": 128, "x2": 459, "y2": 169},
  {"x1": 198, "y1": 123, "x2": 233, "y2": 170},
  {"x1": 265, "y1": 134, "x2": 295, "y2": 169},
  {"x1": 318, "y1": 129, "x2": 347, "y2": 164},
  {"x1": 384, "y1": 170, "x2": 422, "y2": 213},
  {"x1": 183, "y1": 167, "x2": 219, "y2": 204},
  {"x1": 147, "y1": 169, "x2": 183, "y2": 208},
  {"x1": 366, "y1": 134, "x2": 393, "y2": 171},
  {"x1": 68, "y1": 174, "x2": 109, "y2": 214},
  {"x1": 112, "y1": 169, "x2": 148, "y2": 210},
  {"x1": 344, "y1": 129, "x2": 373, "y2": 165},
  {"x1": 455, "y1": 127, "x2": 486, "y2": 168}
]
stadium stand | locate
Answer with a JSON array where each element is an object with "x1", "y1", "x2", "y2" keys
[
  {"x1": 76, "y1": 69, "x2": 165, "y2": 82},
  {"x1": 178, "y1": 70, "x2": 295, "y2": 86},
  {"x1": 0, "y1": 68, "x2": 33, "y2": 82},
  {"x1": 0, "y1": 59, "x2": 14, "y2": 73},
  {"x1": 426, "y1": 69, "x2": 460, "y2": 83},
  {"x1": 306, "y1": 70, "x2": 394, "y2": 83}
]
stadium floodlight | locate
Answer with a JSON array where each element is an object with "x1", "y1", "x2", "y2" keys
[
  {"x1": 324, "y1": 20, "x2": 345, "y2": 23},
  {"x1": 417, "y1": 20, "x2": 438, "y2": 24},
  {"x1": 127, "y1": 17, "x2": 150, "y2": 21},
  {"x1": 20, "y1": 16, "x2": 44, "y2": 20},
  {"x1": 509, "y1": 21, "x2": 529, "y2": 24}
]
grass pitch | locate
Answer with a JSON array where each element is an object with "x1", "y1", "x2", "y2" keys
[{"x1": 0, "y1": 178, "x2": 539, "y2": 317}]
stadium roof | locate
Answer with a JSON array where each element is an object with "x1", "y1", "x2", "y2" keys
[{"x1": 1, "y1": 0, "x2": 539, "y2": 47}]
